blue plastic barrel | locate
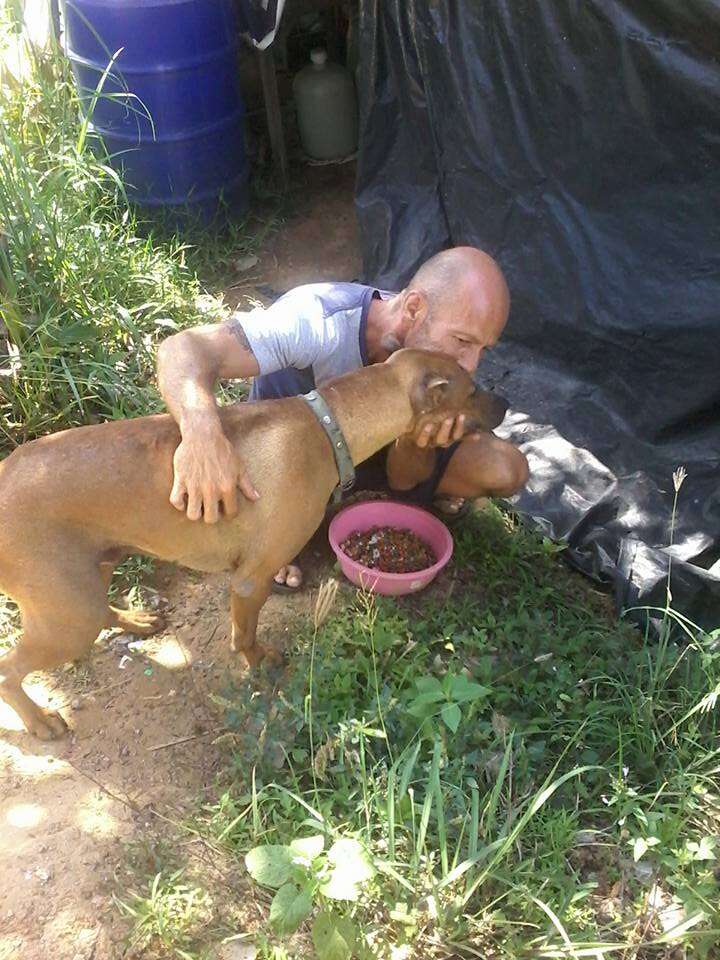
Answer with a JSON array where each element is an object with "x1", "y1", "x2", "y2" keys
[{"x1": 62, "y1": 0, "x2": 248, "y2": 216}]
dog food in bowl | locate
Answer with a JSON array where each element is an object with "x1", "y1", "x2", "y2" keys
[
  {"x1": 340, "y1": 526, "x2": 436, "y2": 573},
  {"x1": 328, "y1": 501, "x2": 454, "y2": 596}
]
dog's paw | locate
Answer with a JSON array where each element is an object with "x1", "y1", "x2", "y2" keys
[
  {"x1": 242, "y1": 644, "x2": 285, "y2": 670},
  {"x1": 262, "y1": 647, "x2": 286, "y2": 669},
  {"x1": 30, "y1": 710, "x2": 68, "y2": 741},
  {"x1": 114, "y1": 608, "x2": 165, "y2": 636}
]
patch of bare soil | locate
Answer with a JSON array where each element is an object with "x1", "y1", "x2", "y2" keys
[
  {"x1": 0, "y1": 533, "x2": 334, "y2": 960},
  {"x1": 225, "y1": 161, "x2": 362, "y2": 310}
]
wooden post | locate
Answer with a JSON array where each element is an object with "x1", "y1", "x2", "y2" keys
[{"x1": 257, "y1": 47, "x2": 289, "y2": 191}]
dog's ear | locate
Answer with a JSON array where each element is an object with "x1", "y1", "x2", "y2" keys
[
  {"x1": 409, "y1": 372, "x2": 451, "y2": 415},
  {"x1": 424, "y1": 374, "x2": 449, "y2": 408}
]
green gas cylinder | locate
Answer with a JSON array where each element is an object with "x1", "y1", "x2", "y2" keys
[{"x1": 292, "y1": 48, "x2": 358, "y2": 161}]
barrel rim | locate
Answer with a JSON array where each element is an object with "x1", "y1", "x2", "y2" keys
[
  {"x1": 64, "y1": 41, "x2": 241, "y2": 75},
  {"x1": 87, "y1": 106, "x2": 246, "y2": 144}
]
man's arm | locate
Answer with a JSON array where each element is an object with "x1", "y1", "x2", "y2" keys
[{"x1": 157, "y1": 320, "x2": 261, "y2": 523}]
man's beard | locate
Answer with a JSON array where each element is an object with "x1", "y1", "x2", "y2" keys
[
  {"x1": 404, "y1": 324, "x2": 438, "y2": 353},
  {"x1": 379, "y1": 332, "x2": 402, "y2": 353}
]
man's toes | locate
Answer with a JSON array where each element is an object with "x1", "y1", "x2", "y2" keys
[
  {"x1": 285, "y1": 565, "x2": 303, "y2": 589},
  {"x1": 274, "y1": 566, "x2": 288, "y2": 585},
  {"x1": 31, "y1": 710, "x2": 68, "y2": 741}
]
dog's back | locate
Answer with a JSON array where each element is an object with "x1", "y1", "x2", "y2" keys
[{"x1": 0, "y1": 397, "x2": 334, "y2": 590}]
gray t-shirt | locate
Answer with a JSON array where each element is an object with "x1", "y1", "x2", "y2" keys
[
  {"x1": 228, "y1": 281, "x2": 457, "y2": 502},
  {"x1": 227, "y1": 282, "x2": 393, "y2": 400}
]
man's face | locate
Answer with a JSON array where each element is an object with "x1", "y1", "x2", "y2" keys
[{"x1": 403, "y1": 283, "x2": 508, "y2": 374}]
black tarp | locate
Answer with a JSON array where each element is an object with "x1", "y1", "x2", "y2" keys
[{"x1": 355, "y1": 0, "x2": 720, "y2": 629}]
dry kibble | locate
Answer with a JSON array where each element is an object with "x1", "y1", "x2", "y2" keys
[{"x1": 340, "y1": 526, "x2": 435, "y2": 573}]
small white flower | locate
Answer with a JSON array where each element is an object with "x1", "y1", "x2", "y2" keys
[
  {"x1": 390, "y1": 946, "x2": 412, "y2": 960},
  {"x1": 673, "y1": 466, "x2": 687, "y2": 493}
]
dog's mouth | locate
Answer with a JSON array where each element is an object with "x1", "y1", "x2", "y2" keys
[{"x1": 464, "y1": 390, "x2": 509, "y2": 432}]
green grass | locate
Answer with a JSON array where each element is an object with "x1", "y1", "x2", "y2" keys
[
  {"x1": 119, "y1": 506, "x2": 719, "y2": 960},
  {"x1": 115, "y1": 869, "x2": 215, "y2": 960},
  {"x1": 0, "y1": 15, "x2": 274, "y2": 451}
]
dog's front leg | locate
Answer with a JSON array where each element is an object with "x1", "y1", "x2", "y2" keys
[{"x1": 229, "y1": 571, "x2": 280, "y2": 667}]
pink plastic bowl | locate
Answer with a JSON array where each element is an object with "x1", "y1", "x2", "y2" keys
[{"x1": 328, "y1": 501, "x2": 454, "y2": 596}]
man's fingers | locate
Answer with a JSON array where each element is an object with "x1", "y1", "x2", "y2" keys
[
  {"x1": 202, "y1": 490, "x2": 220, "y2": 524},
  {"x1": 238, "y1": 472, "x2": 260, "y2": 502},
  {"x1": 435, "y1": 418, "x2": 454, "y2": 447},
  {"x1": 169, "y1": 476, "x2": 188, "y2": 512},
  {"x1": 414, "y1": 415, "x2": 469, "y2": 450},
  {"x1": 186, "y1": 489, "x2": 203, "y2": 522},
  {"x1": 415, "y1": 422, "x2": 434, "y2": 449},
  {"x1": 221, "y1": 484, "x2": 239, "y2": 518},
  {"x1": 452, "y1": 414, "x2": 466, "y2": 442}
]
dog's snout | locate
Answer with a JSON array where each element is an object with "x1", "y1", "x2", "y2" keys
[
  {"x1": 493, "y1": 393, "x2": 509, "y2": 420},
  {"x1": 467, "y1": 386, "x2": 509, "y2": 431},
  {"x1": 487, "y1": 392, "x2": 509, "y2": 429}
]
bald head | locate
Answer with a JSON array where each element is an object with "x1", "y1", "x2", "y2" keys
[
  {"x1": 400, "y1": 246, "x2": 510, "y2": 373},
  {"x1": 409, "y1": 247, "x2": 509, "y2": 317}
]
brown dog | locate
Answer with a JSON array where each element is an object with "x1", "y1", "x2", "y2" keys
[{"x1": 0, "y1": 349, "x2": 507, "y2": 739}]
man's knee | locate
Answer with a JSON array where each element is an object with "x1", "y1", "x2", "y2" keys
[
  {"x1": 489, "y1": 446, "x2": 529, "y2": 497},
  {"x1": 439, "y1": 439, "x2": 529, "y2": 500}
]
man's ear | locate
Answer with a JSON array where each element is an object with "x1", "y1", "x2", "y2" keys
[{"x1": 403, "y1": 289, "x2": 429, "y2": 330}]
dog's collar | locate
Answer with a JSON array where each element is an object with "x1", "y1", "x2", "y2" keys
[{"x1": 301, "y1": 388, "x2": 355, "y2": 504}]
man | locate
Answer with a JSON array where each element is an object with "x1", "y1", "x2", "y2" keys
[{"x1": 157, "y1": 246, "x2": 529, "y2": 591}]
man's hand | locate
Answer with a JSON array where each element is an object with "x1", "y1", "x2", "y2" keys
[
  {"x1": 412, "y1": 414, "x2": 467, "y2": 449},
  {"x1": 170, "y1": 425, "x2": 259, "y2": 524},
  {"x1": 157, "y1": 322, "x2": 262, "y2": 523}
]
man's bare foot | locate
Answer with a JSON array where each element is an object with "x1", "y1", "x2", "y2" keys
[{"x1": 274, "y1": 564, "x2": 303, "y2": 591}]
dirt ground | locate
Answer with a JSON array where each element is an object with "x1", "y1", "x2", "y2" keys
[
  {"x1": 0, "y1": 163, "x2": 359, "y2": 960},
  {"x1": 226, "y1": 161, "x2": 362, "y2": 311}
]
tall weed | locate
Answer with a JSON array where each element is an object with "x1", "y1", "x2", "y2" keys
[{"x1": 0, "y1": 16, "x2": 259, "y2": 450}]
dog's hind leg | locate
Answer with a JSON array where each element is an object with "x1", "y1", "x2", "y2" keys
[
  {"x1": 229, "y1": 570, "x2": 280, "y2": 667},
  {"x1": 0, "y1": 559, "x2": 111, "y2": 740}
]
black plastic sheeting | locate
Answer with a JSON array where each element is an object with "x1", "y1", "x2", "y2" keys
[
  {"x1": 236, "y1": 0, "x2": 284, "y2": 49},
  {"x1": 355, "y1": 1, "x2": 720, "y2": 630}
]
